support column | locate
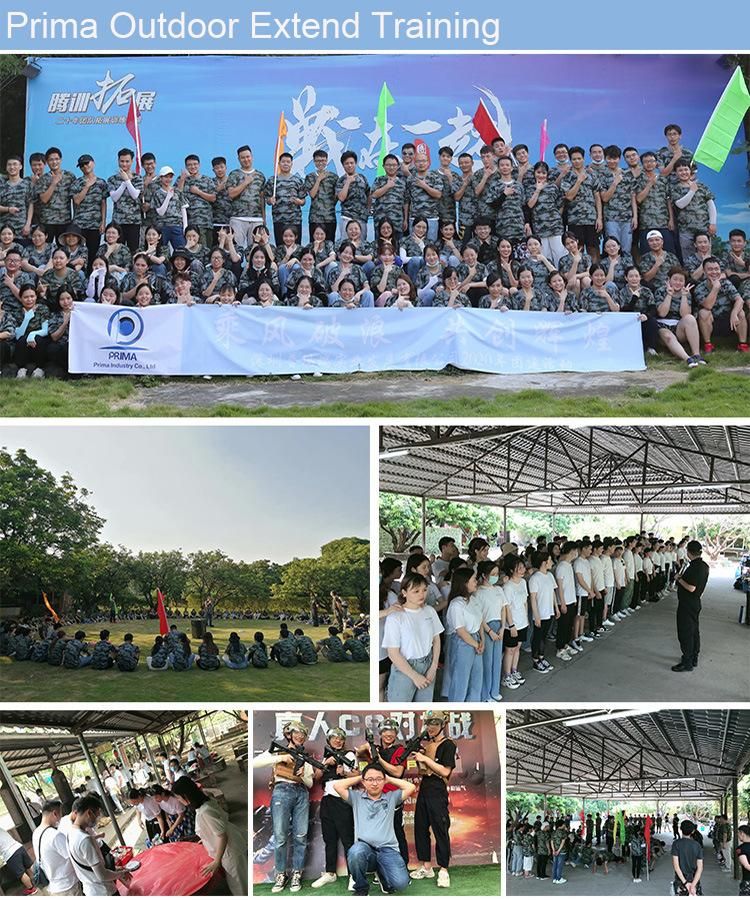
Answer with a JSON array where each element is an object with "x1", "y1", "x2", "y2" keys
[
  {"x1": 502, "y1": 507, "x2": 508, "y2": 545},
  {"x1": 44, "y1": 748, "x2": 74, "y2": 813},
  {"x1": 197, "y1": 718, "x2": 209, "y2": 751},
  {"x1": 732, "y1": 777, "x2": 740, "y2": 881},
  {"x1": 0, "y1": 749, "x2": 36, "y2": 839},
  {"x1": 639, "y1": 511, "x2": 644, "y2": 533},
  {"x1": 77, "y1": 734, "x2": 125, "y2": 847},
  {"x1": 421, "y1": 495, "x2": 426, "y2": 552},
  {"x1": 142, "y1": 734, "x2": 161, "y2": 786}
]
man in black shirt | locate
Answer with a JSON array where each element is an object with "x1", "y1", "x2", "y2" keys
[
  {"x1": 672, "y1": 540, "x2": 710, "y2": 672},
  {"x1": 671, "y1": 820, "x2": 704, "y2": 895}
]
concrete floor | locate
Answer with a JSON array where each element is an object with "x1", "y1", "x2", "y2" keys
[
  {"x1": 506, "y1": 574, "x2": 750, "y2": 702},
  {"x1": 507, "y1": 831, "x2": 740, "y2": 896}
]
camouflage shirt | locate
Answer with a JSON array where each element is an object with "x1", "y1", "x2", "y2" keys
[
  {"x1": 509, "y1": 288, "x2": 556, "y2": 311},
  {"x1": 268, "y1": 174, "x2": 306, "y2": 226},
  {"x1": 181, "y1": 174, "x2": 216, "y2": 228},
  {"x1": 95, "y1": 243, "x2": 132, "y2": 270},
  {"x1": 211, "y1": 177, "x2": 233, "y2": 226},
  {"x1": 12, "y1": 304, "x2": 50, "y2": 339},
  {"x1": 304, "y1": 170, "x2": 339, "y2": 224},
  {"x1": 558, "y1": 252, "x2": 593, "y2": 278},
  {"x1": 141, "y1": 177, "x2": 159, "y2": 226},
  {"x1": 336, "y1": 173, "x2": 370, "y2": 223},
  {"x1": 23, "y1": 243, "x2": 54, "y2": 270},
  {"x1": 599, "y1": 169, "x2": 635, "y2": 223},
  {"x1": 12, "y1": 634, "x2": 33, "y2": 660},
  {"x1": 120, "y1": 272, "x2": 170, "y2": 304},
  {"x1": 71, "y1": 176, "x2": 108, "y2": 230},
  {"x1": 635, "y1": 173, "x2": 671, "y2": 230},
  {"x1": 47, "y1": 638, "x2": 66, "y2": 666},
  {"x1": 371, "y1": 175, "x2": 407, "y2": 226},
  {"x1": 524, "y1": 256, "x2": 555, "y2": 289},
  {"x1": 248, "y1": 641, "x2": 269, "y2": 668},
  {"x1": 116, "y1": 642, "x2": 140, "y2": 671},
  {"x1": 343, "y1": 637, "x2": 369, "y2": 661},
  {"x1": 578, "y1": 285, "x2": 619, "y2": 312},
  {"x1": 286, "y1": 266, "x2": 327, "y2": 298},
  {"x1": 694, "y1": 277, "x2": 742, "y2": 317},
  {"x1": 657, "y1": 145, "x2": 694, "y2": 175},
  {"x1": 152, "y1": 187, "x2": 188, "y2": 227},
  {"x1": 227, "y1": 169, "x2": 267, "y2": 219},
  {"x1": 172, "y1": 642, "x2": 193, "y2": 670},
  {"x1": 638, "y1": 250, "x2": 681, "y2": 290},
  {"x1": 471, "y1": 170, "x2": 502, "y2": 222},
  {"x1": 107, "y1": 173, "x2": 145, "y2": 225},
  {"x1": 485, "y1": 258, "x2": 519, "y2": 289},
  {"x1": 30, "y1": 639, "x2": 51, "y2": 662},
  {"x1": 456, "y1": 173, "x2": 479, "y2": 228},
  {"x1": 0, "y1": 271, "x2": 35, "y2": 317},
  {"x1": 456, "y1": 261, "x2": 488, "y2": 287},
  {"x1": 433, "y1": 288, "x2": 471, "y2": 307},
  {"x1": 654, "y1": 286, "x2": 692, "y2": 320},
  {"x1": 40, "y1": 268, "x2": 85, "y2": 305},
  {"x1": 369, "y1": 262, "x2": 404, "y2": 295},
  {"x1": 0, "y1": 178, "x2": 30, "y2": 232},
  {"x1": 525, "y1": 183, "x2": 564, "y2": 237},
  {"x1": 601, "y1": 251, "x2": 634, "y2": 288},
  {"x1": 274, "y1": 636, "x2": 299, "y2": 667},
  {"x1": 326, "y1": 262, "x2": 367, "y2": 292},
  {"x1": 32, "y1": 170, "x2": 76, "y2": 225},
  {"x1": 560, "y1": 170, "x2": 600, "y2": 225},
  {"x1": 670, "y1": 181, "x2": 714, "y2": 236},
  {"x1": 198, "y1": 643, "x2": 220, "y2": 670},
  {"x1": 0, "y1": 309, "x2": 16, "y2": 342},
  {"x1": 200, "y1": 267, "x2": 237, "y2": 296},
  {"x1": 309, "y1": 239, "x2": 335, "y2": 267},
  {"x1": 63, "y1": 638, "x2": 87, "y2": 668},
  {"x1": 295, "y1": 635, "x2": 318, "y2": 664},
  {"x1": 91, "y1": 639, "x2": 115, "y2": 669},
  {"x1": 150, "y1": 643, "x2": 170, "y2": 668},
  {"x1": 436, "y1": 169, "x2": 461, "y2": 223},
  {"x1": 225, "y1": 640, "x2": 247, "y2": 665},
  {"x1": 494, "y1": 180, "x2": 526, "y2": 241},
  {"x1": 47, "y1": 309, "x2": 71, "y2": 345},
  {"x1": 406, "y1": 170, "x2": 444, "y2": 221},
  {"x1": 617, "y1": 285, "x2": 655, "y2": 314},
  {"x1": 320, "y1": 634, "x2": 348, "y2": 661}
]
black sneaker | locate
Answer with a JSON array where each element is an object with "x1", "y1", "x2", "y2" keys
[{"x1": 671, "y1": 663, "x2": 694, "y2": 672}]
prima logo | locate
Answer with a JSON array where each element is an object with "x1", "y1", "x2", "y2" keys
[
  {"x1": 102, "y1": 309, "x2": 146, "y2": 353},
  {"x1": 48, "y1": 71, "x2": 156, "y2": 116}
]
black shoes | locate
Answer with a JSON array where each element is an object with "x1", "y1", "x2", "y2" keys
[{"x1": 671, "y1": 663, "x2": 694, "y2": 672}]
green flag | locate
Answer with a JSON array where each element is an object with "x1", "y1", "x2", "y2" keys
[
  {"x1": 693, "y1": 67, "x2": 750, "y2": 172},
  {"x1": 376, "y1": 82, "x2": 395, "y2": 175},
  {"x1": 110, "y1": 592, "x2": 118, "y2": 617}
]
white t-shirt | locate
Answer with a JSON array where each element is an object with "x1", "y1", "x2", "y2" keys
[
  {"x1": 503, "y1": 579, "x2": 530, "y2": 630},
  {"x1": 382, "y1": 605, "x2": 444, "y2": 659},
  {"x1": 555, "y1": 560, "x2": 577, "y2": 606},
  {"x1": 677, "y1": 545, "x2": 687, "y2": 561},
  {"x1": 0, "y1": 827, "x2": 22, "y2": 866},
  {"x1": 67, "y1": 828, "x2": 117, "y2": 896},
  {"x1": 602, "y1": 555, "x2": 615, "y2": 588},
  {"x1": 623, "y1": 548, "x2": 635, "y2": 579},
  {"x1": 573, "y1": 556, "x2": 593, "y2": 596},
  {"x1": 643, "y1": 557, "x2": 654, "y2": 576},
  {"x1": 473, "y1": 584, "x2": 507, "y2": 624},
  {"x1": 159, "y1": 796, "x2": 186, "y2": 816},
  {"x1": 445, "y1": 596, "x2": 484, "y2": 635},
  {"x1": 613, "y1": 557, "x2": 626, "y2": 588},
  {"x1": 589, "y1": 555, "x2": 605, "y2": 591},
  {"x1": 432, "y1": 558, "x2": 450, "y2": 583},
  {"x1": 634, "y1": 553, "x2": 644, "y2": 574},
  {"x1": 425, "y1": 582, "x2": 443, "y2": 608},
  {"x1": 652, "y1": 551, "x2": 662, "y2": 569},
  {"x1": 138, "y1": 795, "x2": 162, "y2": 820},
  {"x1": 33, "y1": 823, "x2": 78, "y2": 894},
  {"x1": 528, "y1": 571, "x2": 557, "y2": 620}
]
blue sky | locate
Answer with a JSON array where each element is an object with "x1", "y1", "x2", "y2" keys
[{"x1": 1, "y1": 425, "x2": 370, "y2": 561}]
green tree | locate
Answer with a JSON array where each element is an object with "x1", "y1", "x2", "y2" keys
[
  {"x1": 0, "y1": 449, "x2": 104, "y2": 605},
  {"x1": 319, "y1": 537, "x2": 369, "y2": 611},
  {"x1": 271, "y1": 557, "x2": 330, "y2": 613},
  {"x1": 689, "y1": 515, "x2": 750, "y2": 561},
  {"x1": 128, "y1": 550, "x2": 189, "y2": 607}
]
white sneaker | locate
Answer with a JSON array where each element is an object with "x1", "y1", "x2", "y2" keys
[
  {"x1": 541, "y1": 659, "x2": 554, "y2": 671},
  {"x1": 566, "y1": 645, "x2": 579, "y2": 655},
  {"x1": 557, "y1": 877, "x2": 567, "y2": 884},
  {"x1": 511, "y1": 670, "x2": 526, "y2": 684},
  {"x1": 556, "y1": 649, "x2": 572, "y2": 661},
  {"x1": 502, "y1": 676, "x2": 519, "y2": 690},
  {"x1": 16, "y1": 367, "x2": 27, "y2": 379},
  {"x1": 604, "y1": 618, "x2": 615, "y2": 626},
  {"x1": 410, "y1": 866, "x2": 435, "y2": 880},
  {"x1": 290, "y1": 871, "x2": 303, "y2": 893},
  {"x1": 31, "y1": 367, "x2": 45, "y2": 378},
  {"x1": 348, "y1": 876, "x2": 355, "y2": 892},
  {"x1": 573, "y1": 639, "x2": 585, "y2": 651},
  {"x1": 272, "y1": 873, "x2": 287, "y2": 893},
  {"x1": 312, "y1": 873, "x2": 337, "y2": 889},
  {"x1": 436, "y1": 869, "x2": 450, "y2": 888},
  {"x1": 580, "y1": 633, "x2": 594, "y2": 642}
]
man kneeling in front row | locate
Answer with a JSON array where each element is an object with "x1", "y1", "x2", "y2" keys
[{"x1": 333, "y1": 764, "x2": 416, "y2": 896}]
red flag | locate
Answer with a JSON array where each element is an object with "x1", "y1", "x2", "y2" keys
[
  {"x1": 540, "y1": 118, "x2": 550, "y2": 162},
  {"x1": 126, "y1": 94, "x2": 142, "y2": 174},
  {"x1": 42, "y1": 591, "x2": 60, "y2": 623},
  {"x1": 473, "y1": 99, "x2": 501, "y2": 145},
  {"x1": 156, "y1": 589, "x2": 169, "y2": 636},
  {"x1": 414, "y1": 138, "x2": 431, "y2": 166},
  {"x1": 645, "y1": 815, "x2": 652, "y2": 859}
]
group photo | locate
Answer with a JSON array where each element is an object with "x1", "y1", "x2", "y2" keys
[
  {"x1": 252, "y1": 708, "x2": 501, "y2": 896},
  {"x1": 0, "y1": 52, "x2": 748, "y2": 415},
  {"x1": 0, "y1": 708, "x2": 248, "y2": 896},
  {"x1": 379, "y1": 424, "x2": 750, "y2": 702},
  {"x1": 0, "y1": 423, "x2": 370, "y2": 702},
  {"x1": 505, "y1": 707, "x2": 750, "y2": 896}
]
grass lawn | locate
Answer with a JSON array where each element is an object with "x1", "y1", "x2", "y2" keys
[
  {"x1": 253, "y1": 865, "x2": 500, "y2": 896},
  {"x1": 0, "y1": 352, "x2": 748, "y2": 416},
  {"x1": 0, "y1": 619, "x2": 370, "y2": 702}
]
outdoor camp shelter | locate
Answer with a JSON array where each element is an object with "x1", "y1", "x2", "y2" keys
[
  {"x1": 0, "y1": 709, "x2": 222, "y2": 846},
  {"x1": 506, "y1": 708, "x2": 750, "y2": 880},
  {"x1": 379, "y1": 425, "x2": 750, "y2": 536}
]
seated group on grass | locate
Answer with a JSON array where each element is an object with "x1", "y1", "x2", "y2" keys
[
  {"x1": 2, "y1": 130, "x2": 749, "y2": 378},
  {"x1": 0, "y1": 621, "x2": 369, "y2": 671}
]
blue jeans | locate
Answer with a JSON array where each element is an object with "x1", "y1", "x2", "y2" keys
[
  {"x1": 328, "y1": 290, "x2": 374, "y2": 308},
  {"x1": 272, "y1": 781, "x2": 309, "y2": 874},
  {"x1": 405, "y1": 258, "x2": 424, "y2": 281},
  {"x1": 417, "y1": 287, "x2": 435, "y2": 307},
  {"x1": 604, "y1": 220, "x2": 633, "y2": 255},
  {"x1": 447, "y1": 631, "x2": 483, "y2": 702},
  {"x1": 552, "y1": 852, "x2": 566, "y2": 880},
  {"x1": 347, "y1": 842, "x2": 410, "y2": 896},
  {"x1": 224, "y1": 658, "x2": 248, "y2": 669},
  {"x1": 160, "y1": 224, "x2": 186, "y2": 252},
  {"x1": 481, "y1": 620, "x2": 502, "y2": 701},
  {"x1": 387, "y1": 653, "x2": 435, "y2": 703},
  {"x1": 78, "y1": 654, "x2": 93, "y2": 668}
]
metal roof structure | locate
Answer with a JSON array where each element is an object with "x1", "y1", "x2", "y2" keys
[
  {"x1": 380, "y1": 425, "x2": 750, "y2": 514},
  {"x1": 506, "y1": 709, "x2": 750, "y2": 801},
  {"x1": 0, "y1": 710, "x2": 204, "y2": 777}
]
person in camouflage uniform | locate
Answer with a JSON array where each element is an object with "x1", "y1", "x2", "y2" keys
[
  {"x1": 433, "y1": 267, "x2": 471, "y2": 308},
  {"x1": 10, "y1": 626, "x2": 33, "y2": 661},
  {"x1": 171, "y1": 634, "x2": 196, "y2": 670},
  {"x1": 649, "y1": 268, "x2": 704, "y2": 364},
  {"x1": 63, "y1": 630, "x2": 92, "y2": 668},
  {"x1": 512, "y1": 144, "x2": 537, "y2": 192},
  {"x1": 657, "y1": 123, "x2": 693, "y2": 183},
  {"x1": 551, "y1": 821, "x2": 570, "y2": 884},
  {"x1": 455, "y1": 152, "x2": 479, "y2": 239},
  {"x1": 371, "y1": 154, "x2": 408, "y2": 240},
  {"x1": 343, "y1": 633, "x2": 369, "y2": 662},
  {"x1": 223, "y1": 632, "x2": 249, "y2": 669},
  {"x1": 723, "y1": 228, "x2": 750, "y2": 302},
  {"x1": 0, "y1": 156, "x2": 30, "y2": 234},
  {"x1": 671, "y1": 160, "x2": 716, "y2": 262},
  {"x1": 639, "y1": 230, "x2": 681, "y2": 292},
  {"x1": 471, "y1": 146, "x2": 502, "y2": 230},
  {"x1": 271, "y1": 634, "x2": 299, "y2": 667},
  {"x1": 369, "y1": 244, "x2": 404, "y2": 305},
  {"x1": 317, "y1": 626, "x2": 349, "y2": 662},
  {"x1": 456, "y1": 244, "x2": 488, "y2": 307},
  {"x1": 116, "y1": 634, "x2": 140, "y2": 671},
  {"x1": 11, "y1": 284, "x2": 50, "y2": 377},
  {"x1": 494, "y1": 157, "x2": 526, "y2": 243},
  {"x1": 176, "y1": 155, "x2": 217, "y2": 248},
  {"x1": 560, "y1": 147, "x2": 602, "y2": 261},
  {"x1": 293, "y1": 629, "x2": 319, "y2": 665},
  {"x1": 210, "y1": 156, "x2": 233, "y2": 238},
  {"x1": 248, "y1": 632, "x2": 269, "y2": 668},
  {"x1": 38, "y1": 248, "x2": 85, "y2": 307},
  {"x1": 71, "y1": 154, "x2": 108, "y2": 266},
  {"x1": 635, "y1": 152, "x2": 676, "y2": 253},
  {"x1": 147, "y1": 636, "x2": 170, "y2": 670},
  {"x1": 151, "y1": 167, "x2": 188, "y2": 251},
  {"x1": 196, "y1": 632, "x2": 221, "y2": 670},
  {"x1": 436, "y1": 147, "x2": 461, "y2": 225},
  {"x1": 558, "y1": 232, "x2": 593, "y2": 293},
  {"x1": 304, "y1": 150, "x2": 339, "y2": 242},
  {"x1": 30, "y1": 635, "x2": 52, "y2": 662},
  {"x1": 578, "y1": 265, "x2": 621, "y2": 312},
  {"x1": 599, "y1": 145, "x2": 637, "y2": 254},
  {"x1": 509, "y1": 267, "x2": 557, "y2": 311},
  {"x1": 0, "y1": 249, "x2": 35, "y2": 318},
  {"x1": 91, "y1": 629, "x2": 117, "y2": 670},
  {"x1": 47, "y1": 630, "x2": 67, "y2": 666},
  {"x1": 526, "y1": 163, "x2": 566, "y2": 264},
  {"x1": 405, "y1": 153, "x2": 444, "y2": 241},
  {"x1": 694, "y1": 257, "x2": 749, "y2": 353},
  {"x1": 227, "y1": 145, "x2": 267, "y2": 249},
  {"x1": 535, "y1": 824, "x2": 552, "y2": 879},
  {"x1": 140, "y1": 152, "x2": 159, "y2": 233},
  {"x1": 600, "y1": 236, "x2": 634, "y2": 290},
  {"x1": 30, "y1": 147, "x2": 75, "y2": 242},
  {"x1": 521, "y1": 825, "x2": 537, "y2": 878},
  {"x1": 120, "y1": 253, "x2": 170, "y2": 305},
  {"x1": 267, "y1": 153, "x2": 306, "y2": 244},
  {"x1": 106, "y1": 148, "x2": 144, "y2": 255},
  {"x1": 336, "y1": 151, "x2": 370, "y2": 235}
]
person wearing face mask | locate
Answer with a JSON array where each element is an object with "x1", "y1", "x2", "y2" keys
[{"x1": 66, "y1": 796, "x2": 132, "y2": 896}]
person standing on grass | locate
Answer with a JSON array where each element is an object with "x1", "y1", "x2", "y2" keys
[{"x1": 672, "y1": 540, "x2": 710, "y2": 672}]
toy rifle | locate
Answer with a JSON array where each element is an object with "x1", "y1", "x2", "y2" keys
[
  {"x1": 324, "y1": 745, "x2": 355, "y2": 771},
  {"x1": 402, "y1": 729, "x2": 430, "y2": 758},
  {"x1": 269, "y1": 740, "x2": 325, "y2": 775},
  {"x1": 364, "y1": 728, "x2": 380, "y2": 763}
]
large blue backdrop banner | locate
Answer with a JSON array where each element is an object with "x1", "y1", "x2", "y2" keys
[
  {"x1": 68, "y1": 304, "x2": 646, "y2": 376},
  {"x1": 24, "y1": 54, "x2": 749, "y2": 232}
]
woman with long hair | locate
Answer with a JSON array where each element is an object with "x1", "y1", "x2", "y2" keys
[{"x1": 444, "y1": 567, "x2": 484, "y2": 701}]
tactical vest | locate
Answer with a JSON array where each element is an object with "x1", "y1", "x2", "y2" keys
[{"x1": 417, "y1": 736, "x2": 453, "y2": 785}]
